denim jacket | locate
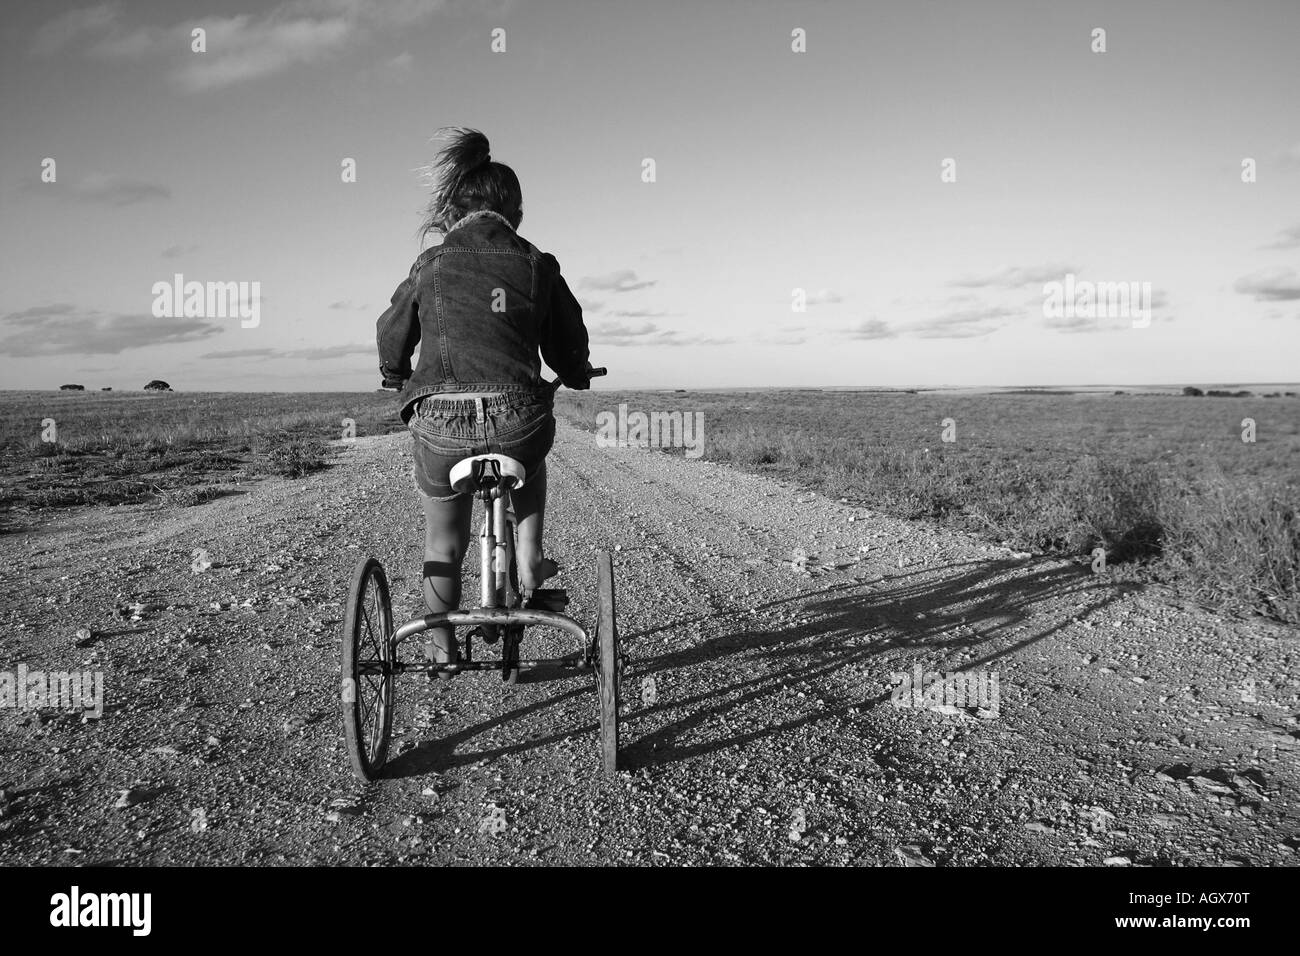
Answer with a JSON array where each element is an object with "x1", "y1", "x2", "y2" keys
[{"x1": 376, "y1": 211, "x2": 590, "y2": 423}]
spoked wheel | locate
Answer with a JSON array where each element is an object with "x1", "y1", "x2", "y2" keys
[
  {"x1": 341, "y1": 557, "x2": 395, "y2": 781},
  {"x1": 501, "y1": 515, "x2": 522, "y2": 684},
  {"x1": 502, "y1": 625, "x2": 523, "y2": 685},
  {"x1": 593, "y1": 551, "x2": 619, "y2": 774}
]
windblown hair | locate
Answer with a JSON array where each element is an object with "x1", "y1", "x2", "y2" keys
[{"x1": 418, "y1": 128, "x2": 522, "y2": 244}]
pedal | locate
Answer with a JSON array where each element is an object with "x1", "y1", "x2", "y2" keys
[{"x1": 524, "y1": 588, "x2": 569, "y2": 612}]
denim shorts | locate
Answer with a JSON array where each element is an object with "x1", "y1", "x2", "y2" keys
[{"x1": 408, "y1": 393, "x2": 555, "y2": 501}]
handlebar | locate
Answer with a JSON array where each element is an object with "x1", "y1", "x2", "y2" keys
[{"x1": 382, "y1": 367, "x2": 606, "y2": 391}]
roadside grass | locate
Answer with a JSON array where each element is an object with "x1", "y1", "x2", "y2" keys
[
  {"x1": 5, "y1": 387, "x2": 1295, "y2": 624},
  {"x1": 0, "y1": 390, "x2": 405, "y2": 516},
  {"x1": 557, "y1": 389, "x2": 1300, "y2": 624}
]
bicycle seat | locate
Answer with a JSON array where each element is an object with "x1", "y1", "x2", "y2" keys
[{"x1": 449, "y1": 453, "x2": 527, "y2": 494}]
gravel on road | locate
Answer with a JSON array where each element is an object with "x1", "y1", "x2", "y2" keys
[{"x1": 1, "y1": 423, "x2": 1296, "y2": 866}]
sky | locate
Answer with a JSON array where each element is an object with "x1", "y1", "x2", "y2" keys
[{"x1": 1, "y1": 0, "x2": 1297, "y2": 391}]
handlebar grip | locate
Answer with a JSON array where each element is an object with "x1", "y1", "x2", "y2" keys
[{"x1": 548, "y1": 367, "x2": 607, "y2": 390}]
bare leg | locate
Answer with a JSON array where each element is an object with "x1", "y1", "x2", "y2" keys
[
  {"x1": 511, "y1": 460, "x2": 557, "y2": 592},
  {"x1": 421, "y1": 494, "x2": 472, "y2": 665}
]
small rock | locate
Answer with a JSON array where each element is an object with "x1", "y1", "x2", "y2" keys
[
  {"x1": 1189, "y1": 775, "x2": 1234, "y2": 796},
  {"x1": 895, "y1": 844, "x2": 935, "y2": 867},
  {"x1": 114, "y1": 788, "x2": 147, "y2": 809},
  {"x1": 328, "y1": 797, "x2": 361, "y2": 816},
  {"x1": 788, "y1": 807, "x2": 808, "y2": 841},
  {"x1": 479, "y1": 804, "x2": 507, "y2": 836},
  {"x1": 1080, "y1": 807, "x2": 1116, "y2": 833}
]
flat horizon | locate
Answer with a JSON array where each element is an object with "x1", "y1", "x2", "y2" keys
[{"x1": 12, "y1": 381, "x2": 1300, "y2": 394}]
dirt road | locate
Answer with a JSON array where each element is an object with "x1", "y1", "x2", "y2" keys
[{"x1": 1, "y1": 423, "x2": 1297, "y2": 865}]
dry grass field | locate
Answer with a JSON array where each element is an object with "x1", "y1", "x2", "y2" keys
[
  {"x1": 0, "y1": 390, "x2": 404, "y2": 514},
  {"x1": 2, "y1": 387, "x2": 1296, "y2": 624},
  {"x1": 556, "y1": 388, "x2": 1300, "y2": 624}
]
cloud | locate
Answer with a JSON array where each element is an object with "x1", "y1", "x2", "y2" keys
[
  {"x1": 25, "y1": 172, "x2": 172, "y2": 206},
  {"x1": 200, "y1": 343, "x2": 373, "y2": 360},
  {"x1": 374, "y1": 51, "x2": 414, "y2": 78},
  {"x1": 30, "y1": 3, "x2": 118, "y2": 56},
  {"x1": 31, "y1": 1, "x2": 449, "y2": 91},
  {"x1": 199, "y1": 348, "x2": 278, "y2": 360},
  {"x1": 283, "y1": 0, "x2": 448, "y2": 23},
  {"x1": 588, "y1": 321, "x2": 731, "y2": 347},
  {"x1": 1280, "y1": 143, "x2": 1300, "y2": 167},
  {"x1": 0, "y1": 304, "x2": 222, "y2": 356},
  {"x1": 1044, "y1": 311, "x2": 1163, "y2": 335},
  {"x1": 176, "y1": 16, "x2": 355, "y2": 91},
  {"x1": 802, "y1": 288, "x2": 842, "y2": 306},
  {"x1": 1234, "y1": 267, "x2": 1300, "y2": 302},
  {"x1": 576, "y1": 297, "x2": 604, "y2": 313},
  {"x1": 161, "y1": 243, "x2": 200, "y2": 258},
  {"x1": 288, "y1": 344, "x2": 374, "y2": 360},
  {"x1": 909, "y1": 305, "x2": 1017, "y2": 338},
  {"x1": 950, "y1": 263, "x2": 1080, "y2": 289},
  {"x1": 1043, "y1": 315, "x2": 1105, "y2": 334},
  {"x1": 844, "y1": 318, "x2": 896, "y2": 340},
  {"x1": 756, "y1": 325, "x2": 808, "y2": 346},
  {"x1": 8, "y1": 304, "x2": 77, "y2": 319},
  {"x1": 1039, "y1": 284, "x2": 1165, "y2": 333},
  {"x1": 604, "y1": 308, "x2": 672, "y2": 318},
  {"x1": 328, "y1": 299, "x2": 367, "y2": 310},
  {"x1": 1261, "y1": 223, "x2": 1300, "y2": 250},
  {"x1": 578, "y1": 270, "x2": 657, "y2": 293}
]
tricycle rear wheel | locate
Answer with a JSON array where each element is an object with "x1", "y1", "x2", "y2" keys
[
  {"x1": 341, "y1": 557, "x2": 395, "y2": 781},
  {"x1": 594, "y1": 552, "x2": 619, "y2": 774}
]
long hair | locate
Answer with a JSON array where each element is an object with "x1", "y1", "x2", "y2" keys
[{"x1": 417, "y1": 128, "x2": 522, "y2": 245}]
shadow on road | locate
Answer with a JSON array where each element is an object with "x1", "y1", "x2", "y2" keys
[
  {"x1": 378, "y1": 556, "x2": 1141, "y2": 777},
  {"x1": 620, "y1": 556, "x2": 1138, "y2": 769},
  {"x1": 381, "y1": 683, "x2": 594, "y2": 779}
]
